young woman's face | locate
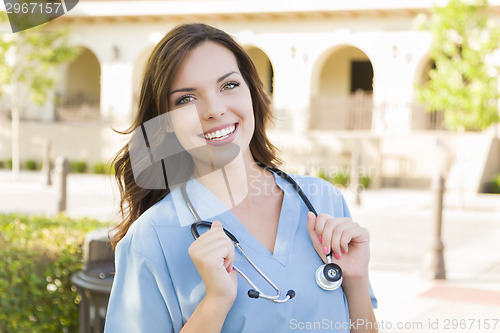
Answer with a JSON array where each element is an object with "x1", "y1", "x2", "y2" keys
[{"x1": 167, "y1": 41, "x2": 255, "y2": 170}]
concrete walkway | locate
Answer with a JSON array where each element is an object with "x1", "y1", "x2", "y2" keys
[
  {"x1": 0, "y1": 170, "x2": 120, "y2": 221},
  {"x1": 346, "y1": 188, "x2": 500, "y2": 332},
  {"x1": 1, "y1": 170, "x2": 500, "y2": 332}
]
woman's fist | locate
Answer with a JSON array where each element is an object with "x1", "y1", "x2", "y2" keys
[
  {"x1": 188, "y1": 221, "x2": 238, "y2": 305},
  {"x1": 307, "y1": 213, "x2": 370, "y2": 279}
]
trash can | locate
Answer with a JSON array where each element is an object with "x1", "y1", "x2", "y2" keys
[{"x1": 72, "y1": 228, "x2": 115, "y2": 333}]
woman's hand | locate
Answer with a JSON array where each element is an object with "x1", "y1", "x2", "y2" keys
[
  {"x1": 306, "y1": 212, "x2": 370, "y2": 279},
  {"x1": 188, "y1": 221, "x2": 238, "y2": 307}
]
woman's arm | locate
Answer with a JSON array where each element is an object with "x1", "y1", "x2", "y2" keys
[
  {"x1": 181, "y1": 221, "x2": 238, "y2": 333},
  {"x1": 105, "y1": 241, "x2": 178, "y2": 332},
  {"x1": 342, "y1": 275, "x2": 378, "y2": 333},
  {"x1": 307, "y1": 212, "x2": 378, "y2": 333},
  {"x1": 180, "y1": 296, "x2": 232, "y2": 333}
]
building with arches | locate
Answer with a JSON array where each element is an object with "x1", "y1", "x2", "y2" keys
[{"x1": 1, "y1": 0, "x2": 499, "y2": 192}]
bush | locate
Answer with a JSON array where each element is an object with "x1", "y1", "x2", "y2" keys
[
  {"x1": 92, "y1": 162, "x2": 106, "y2": 174},
  {"x1": 25, "y1": 159, "x2": 39, "y2": 171},
  {"x1": 0, "y1": 214, "x2": 108, "y2": 332},
  {"x1": 316, "y1": 170, "x2": 371, "y2": 189},
  {"x1": 69, "y1": 161, "x2": 87, "y2": 173},
  {"x1": 6, "y1": 159, "x2": 12, "y2": 170},
  {"x1": 92, "y1": 162, "x2": 114, "y2": 175},
  {"x1": 331, "y1": 172, "x2": 350, "y2": 187},
  {"x1": 317, "y1": 169, "x2": 329, "y2": 182},
  {"x1": 359, "y1": 175, "x2": 371, "y2": 189},
  {"x1": 488, "y1": 173, "x2": 500, "y2": 194},
  {"x1": 0, "y1": 160, "x2": 4, "y2": 169}
]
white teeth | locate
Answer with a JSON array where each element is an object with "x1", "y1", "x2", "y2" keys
[{"x1": 203, "y1": 124, "x2": 236, "y2": 140}]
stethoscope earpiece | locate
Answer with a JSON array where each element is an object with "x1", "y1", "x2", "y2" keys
[
  {"x1": 315, "y1": 259, "x2": 342, "y2": 291},
  {"x1": 247, "y1": 289, "x2": 260, "y2": 299},
  {"x1": 247, "y1": 288, "x2": 295, "y2": 302},
  {"x1": 286, "y1": 290, "x2": 296, "y2": 299}
]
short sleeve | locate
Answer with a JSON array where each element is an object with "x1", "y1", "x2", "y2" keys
[
  {"x1": 369, "y1": 283, "x2": 378, "y2": 309},
  {"x1": 104, "y1": 241, "x2": 181, "y2": 333},
  {"x1": 340, "y1": 193, "x2": 352, "y2": 219}
]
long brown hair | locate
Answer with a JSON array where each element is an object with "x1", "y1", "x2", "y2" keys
[{"x1": 111, "y1": 23, "x2": 280, "y2": 247}]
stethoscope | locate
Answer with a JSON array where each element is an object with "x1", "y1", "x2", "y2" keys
[{"x1": 181, "y1": 167, "x2": 342, "y2": 303}]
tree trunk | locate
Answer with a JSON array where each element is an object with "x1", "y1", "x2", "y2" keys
[{"x1": 11, "y1": 98, "x2": 20, "y2": 181}]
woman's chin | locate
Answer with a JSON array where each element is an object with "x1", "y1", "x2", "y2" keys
[{"x1": 190, "y1": 143, "x2": 241, "y2": 173}]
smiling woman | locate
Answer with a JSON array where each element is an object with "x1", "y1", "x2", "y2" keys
[
  {"x1": 104, "y1": 23, "x2": 377, "y2": 333},
  {"x1": 109, "y1": 24, "x2": 278, "y2": 247},
  {"x1": 167, "y1": 42, "x2": 254, "y2": 176}
]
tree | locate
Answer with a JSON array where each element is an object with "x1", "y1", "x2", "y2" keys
[
  {"x1": 416, "y1": 0, "x2": 500, "y2": 131},
  {"x1": 0, "y1": 12, "x2": 79, "y2": 179}
]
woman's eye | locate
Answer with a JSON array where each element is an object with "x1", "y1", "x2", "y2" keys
[
  {"x1": 221, "y1": 81, "x2": 240, "y2": 91},
  {"x1": 175, "y1": 95, "x2": 194, "y2": 105}
]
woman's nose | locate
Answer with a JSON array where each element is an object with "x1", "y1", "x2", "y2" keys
[{"x1": 199, "y1": 94, "x2": 226, "y2": 120}]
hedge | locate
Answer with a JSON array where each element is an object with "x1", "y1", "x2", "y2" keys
[
  {"x1": 317, "y1": 170, "x2": 371, "y2": 189},
  {"x1": 0, "y1": 214, "x2": 109, "y2": 332},
  {"x1": 24, "y1": 159, "x2": 39, "y2": 171},
  {"x1": 69, "y1": 161, "x2": 87, "y2": 174},
  {"x1": 92, "y1": 162, "x2": 115, "y2": 175},
  {"x1": 487, "y1": 173, "x2": 500, "y2": 194}
]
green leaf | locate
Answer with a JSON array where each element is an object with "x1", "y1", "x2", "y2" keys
[
  {"x1": 0, "y1": 22, "x2": 79, "y2": 106},
  {"x1": 415, "y1": 0, "x2": 500, "y2": 131}
]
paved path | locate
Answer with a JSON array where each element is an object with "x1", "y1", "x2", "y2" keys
[
  {"x1": 1, "y1": 170, "x2": 500, "y2": 332},
  {"x1": 345, "y1": 188, "x2": 500, "y2": 332},
  {"x1": 0, "y1": 170, "x2": 120, "y2": 221}
]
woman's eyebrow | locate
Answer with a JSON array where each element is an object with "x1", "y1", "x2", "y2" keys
[
  {"x1": 169, "y1": 71, "x2": 239, "y2": 96},
  {"x1": 217, "y1": 71, "x2": 238, "y2": 83},
  {"x1": 169, "y1": 87, "x2": 195, "y2": 96}
]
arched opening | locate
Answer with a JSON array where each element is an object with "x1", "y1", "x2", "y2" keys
[
  {"x1": 413, "y1": 57, "x2": 445, "y2": 130},
  {"x1": 57, "y1": 47, "x2": 101, "y2": 121},
  {"x1": 132, "y1": 46, "x2": 155, "y2": 115},
  {"x1": 244, "y1": 46, "x2": 274, "y2": 98},
  {"x1": 310, "y1": 46, "x2": 373, "y2": 130}
]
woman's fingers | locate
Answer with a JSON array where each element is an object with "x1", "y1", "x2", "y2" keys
[
  {"x1": 339, "y1": 223, "x2": 369, "y2": 252},
  {"x1": 308, "y1": 213, "x2": 367, "y2": 259},
  {"x1": 331, "y1": 221, "x2": 358, "y2": 256},
  {"x1": 307, "y1": 213, "x2": 371, "y2": 278},
  {"x1": 188, "y1": 220, "x2": 237, "y2": 301},
  {"x1": 318, "y1": 215, "x2": 335, "y2": 256},
  {"x1": 316, "y1": 215, "x2": 347, "y2": 258},
  {"x1": 306, "y1": 212, "x2": 319, "y2": 245},
  {"x1": 189, "y1": 220, "x2": 234, "y2": 269}
]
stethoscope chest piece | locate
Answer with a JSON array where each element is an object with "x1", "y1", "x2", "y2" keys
[{"x1": 315, "y1": 261, "x2": 342, "y2": 291}]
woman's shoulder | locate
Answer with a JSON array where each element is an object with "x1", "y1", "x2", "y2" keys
[{"x1": 117, "y1": 192, "x2": 186, "y2": 260}]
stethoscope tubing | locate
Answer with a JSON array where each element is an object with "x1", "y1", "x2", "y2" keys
[
  {"x1": 189, "y1": 219, "x2": 290, "y2": 302},
  {"x1": 183, "y1": 166, "x2": 341, "y2": 303}
]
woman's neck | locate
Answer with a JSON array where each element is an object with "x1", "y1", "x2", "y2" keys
[{"x1": 193, "y1": 150, "x2": 269, "y2": 210}]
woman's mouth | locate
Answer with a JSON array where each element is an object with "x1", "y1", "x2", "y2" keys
[{"x1": 203, "y1": 124, "x2": 237, "y2": 141}]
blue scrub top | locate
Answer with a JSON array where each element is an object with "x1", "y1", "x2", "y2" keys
[{"x1": 104, "y1": 172, "x2": 377, "y2": 333}]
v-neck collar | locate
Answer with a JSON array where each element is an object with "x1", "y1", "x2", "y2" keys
[{"x1": 179, "y1": 170, "x2": 301, "y2": 267}]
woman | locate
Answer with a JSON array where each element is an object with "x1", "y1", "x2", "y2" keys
[{"x1": 104, "y1": 23, "x2": 377, "y2": 333}]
